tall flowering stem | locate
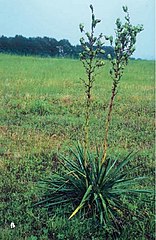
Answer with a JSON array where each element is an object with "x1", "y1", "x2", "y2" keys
[
  {"x1": 79, "y1": 5, "x2": 105, "y2": 168},
  {"x1": 101, "y1": 6, "x2": 143, "y2": 164}
]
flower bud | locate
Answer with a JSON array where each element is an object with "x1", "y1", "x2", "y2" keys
[
  {"x1": 123, "y1": 6, "x2": 128, "y2": 13},
  {"x1": 95, "y1": 19, "x2": 101, "y2": 24},
  {"x1": 90, "y1": 4, "x2": 93, "y2": 12},
  {"x1": 100, "y1": 49, "x2": 105, "y2": 54},
  {"x1": 80, "y1": 37, "x2": 85, "y2": 45},
  {"x1": 107, "y1": 54, "x2": 112, "y2": 60},
  {"x1": 104, "y1": 35, "x2": 110, "y2": 41},
  {"x1": 116, "y1": 18, "x2": 122, "y2": 28},
  {"x1": 79, "y1": 23, "x2": 84, "y2": 33},
  {"x1": 93, "y1": 37, "x2": 97, "y2": 43},
  {"x1": 85, "y1": 46, "x2": 90, "y2": 52},
  {"x1": 125, "y1": 16, "x2": 129, "y2": 22},
  {"x1": 130, "y1": 46, "x2": 135, "y2": 53},
  {"x1": 86, "y1": 32, "x2": 91, "y2": 40}
]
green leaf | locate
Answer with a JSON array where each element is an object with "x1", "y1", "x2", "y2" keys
[
  {"x1": 69, "y1": 185, "x2": 92, "y2": 219},
  {"x1": 113, "y1": 152, "x2": 133, "y2": 176}
]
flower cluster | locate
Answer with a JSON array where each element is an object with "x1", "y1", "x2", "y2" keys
[{"x1": 105, "y1": 6, "x2": 143, "y2": 83}]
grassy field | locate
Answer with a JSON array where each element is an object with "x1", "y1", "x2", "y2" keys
[{"x1": 0, "y1": 54, "x2": 155, "y2": 239}]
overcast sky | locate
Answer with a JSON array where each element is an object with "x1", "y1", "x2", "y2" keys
[{"x1": 0, "y1": 0, "x2": 155, "y2": 59}]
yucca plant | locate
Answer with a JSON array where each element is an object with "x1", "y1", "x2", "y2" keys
[
  {"x1": 36, "y1": 5, "x2": 152, "y2": 230},
  {"x1": 36, "y1": 144, "x2": 151, "y2": 228}
]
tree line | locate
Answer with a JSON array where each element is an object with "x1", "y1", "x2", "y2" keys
[{"x1": 0, "y1": 35, "x2": 115, "y2": 59}]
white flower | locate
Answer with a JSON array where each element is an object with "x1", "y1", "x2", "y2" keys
[{"x1": 10, "y1": 222, "x2": 15, "y2": 229}]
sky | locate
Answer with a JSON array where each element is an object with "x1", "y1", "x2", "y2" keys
[{"x1": 0, "y1": 0, "x2": 155, "y2": 60}]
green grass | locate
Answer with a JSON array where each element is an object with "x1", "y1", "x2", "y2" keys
[{"x1": 0, "y1": 54, "x2": 155, "y2": 239}]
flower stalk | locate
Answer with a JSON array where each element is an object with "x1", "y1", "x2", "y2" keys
[
  {"x1": 79, "y1": 5, "x2": 105, "y2": 167},
  {"x1": 101, "y1": 6, "x2": 143, "y2": 164}
]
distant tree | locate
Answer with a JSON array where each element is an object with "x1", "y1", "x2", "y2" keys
[
  {"x1": 48, "y1": 38, "x2": 58, "y2": 56},
  {"x1": 0, "y1": 35, "x2": 9, "y2": 53},
  {"x1": 11, "y1": 35, "x2": 27, "y2": 54},
  {"x1": 58, "y1": 39, "x2": 74, "y2": 57},
  {"x1": 0, "y1": 35, "x2": 115, "y2": 58}
]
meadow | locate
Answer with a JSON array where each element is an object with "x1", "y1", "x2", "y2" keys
[{"x1": 0, "y1": 53, "x2": 155, "y2": 239}]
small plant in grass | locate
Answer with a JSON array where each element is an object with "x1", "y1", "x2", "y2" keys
[
  {"x1": 30, "y1": 99, "x2": 52, "y2": 116},
  {"x1": 36, "y1": 5, "x2": 152, "y2": 231}
]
